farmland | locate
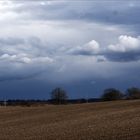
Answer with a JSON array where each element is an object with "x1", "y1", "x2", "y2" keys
[{"x1": 0, "y1": 100, "x2": 140, "y2": 140}]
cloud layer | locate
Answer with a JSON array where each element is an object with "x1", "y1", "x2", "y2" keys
[{"x1": 0, "y1": 0, "x2": 140, "y2": 98}]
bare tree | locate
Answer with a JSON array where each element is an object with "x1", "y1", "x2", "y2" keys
[{"x1": 51, "y1": 88, "x2": 68, "y2": 104}]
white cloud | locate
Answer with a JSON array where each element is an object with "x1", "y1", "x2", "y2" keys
[
  {"x1": 0, "y1": 53, "x2": 53, "y2": 64},
  {"x1": 108, "y1": 35, "x2": 140, "y2": 52},
  {"x1": 19, "y1": 57, "x2": 31, "y2": 64},
  {"x1": 84, "y1": 40, "x2": 100, "y2": 54},
  {"x1": 67, "y1": 40, "x2": 101, "y2": 55}
]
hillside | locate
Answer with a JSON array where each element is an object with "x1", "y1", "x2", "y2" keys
[{"x1": 0, "y1": 100, "x2": 140, "y2": 140}]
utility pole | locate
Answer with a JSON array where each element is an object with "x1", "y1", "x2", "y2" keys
[
  {"x1": 86, "y1": 91, "x2": 89, "y2": 103},
  {"x1": 4, "y1": 99, "x2": 7, "y2": 107}
]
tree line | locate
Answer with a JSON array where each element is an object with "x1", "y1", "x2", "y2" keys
[
  {"x1": 0, "y1": 87, "x2": 140, "y2": 106},
  {"x1": 50, "y1": 87, "x2": 140, "y2": 104}
]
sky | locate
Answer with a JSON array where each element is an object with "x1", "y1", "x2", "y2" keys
[{"x1": 0, "y1": 0, "x2": 140, "y2": 99}]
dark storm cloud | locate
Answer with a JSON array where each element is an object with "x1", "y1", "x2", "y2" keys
[
  {"x1": 76, "y1": 2, "x2": 140, "y2": 25},
  {"x1": 10, "y1": 0, "x2": 140, "y2": 26},
  {"x1": 105, "y1": 51, "x2": 140, "y2": 62},
  {"x1": 7, "y1": 0, "x2": 140, "y2": 37}
]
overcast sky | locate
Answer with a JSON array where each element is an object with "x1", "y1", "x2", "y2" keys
[{"x1": 0, "y1": 0, "x2": 140, "y2": 99}]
